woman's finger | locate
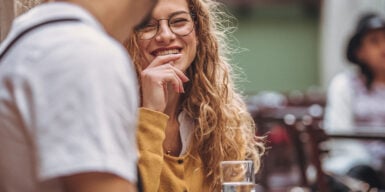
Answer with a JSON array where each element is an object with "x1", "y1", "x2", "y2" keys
[
  {"x1": 146, "y1": 54, "x2": 182, "y2": 69},
  {"x1": 142, "y1": 64, "x2": 184, "y2": 93},
  {"x1": 168, "y1": 63, "x2": 189, "y2": 83}
]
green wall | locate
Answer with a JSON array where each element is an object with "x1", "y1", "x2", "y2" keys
[{"x1": 230, "y1": 6, "x2": 320, "y2": 95}]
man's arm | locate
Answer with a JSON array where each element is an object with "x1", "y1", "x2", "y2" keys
[{"x1": 62, "y1": 172, "x2": 137, "y2": 192}]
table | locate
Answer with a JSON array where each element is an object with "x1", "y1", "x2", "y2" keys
[{"x1": 327, "y1": 128, "x2": 385, "y2": 141}]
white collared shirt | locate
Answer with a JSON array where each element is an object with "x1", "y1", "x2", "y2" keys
[
  {"x1": 0, "y1": 2, "x2": 138, "y2": 192},
  {"x1": 178, "y1": 111, "x2": 194, "y2": 156}
]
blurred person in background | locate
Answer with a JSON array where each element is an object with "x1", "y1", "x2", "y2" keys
[
  {"x1": 0, "y1": 0, "x2": 157, "y2": 191},
  {"x1": 126, "y1": 0, "x2": 265, "y2": 191},
  {"x1": 324, "y1": 13, "x2": 385, "y2": 190}
]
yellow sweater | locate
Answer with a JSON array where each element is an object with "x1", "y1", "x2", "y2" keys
[{"x1": 137, "y1": 108, "x2": 211, "y2": 192}]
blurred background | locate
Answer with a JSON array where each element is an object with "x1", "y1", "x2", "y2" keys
[
  {"x1": 219, "y1": 0, "x2": 385, "y2": 191},
  {"x1": 222, "y1": 0, "x2": 321, "y2": 94},
  {"x1": 216, "y1": 0, "x2": 385, "y2": 96}
]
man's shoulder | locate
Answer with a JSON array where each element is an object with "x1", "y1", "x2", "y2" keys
[
  {"x1": 11, "y1": 2, "x2": 127, "y2": 61},
  {"x1": 45, "y1": 23, "x2": 120, "y2": 51},
  {"x1": 35, "y1": 23, "x2": 130, "y2": 66}
]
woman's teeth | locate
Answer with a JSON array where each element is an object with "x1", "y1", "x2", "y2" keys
[{"x1": 156, "y1": 49, "x2": 180, "y2": 56}]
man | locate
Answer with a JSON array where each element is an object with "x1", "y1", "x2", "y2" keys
[{"x1": 0, "y1": 0, "x2": 157, "y2": 191}]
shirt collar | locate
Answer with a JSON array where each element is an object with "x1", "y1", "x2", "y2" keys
[
  {"x1": 178, "y1": 111, "x2": 194, "y2": 156},
  {"x1": 0, "y1": 2, "x2": 106, "y2": 54},
  {"x1": 11, "y1": 2, "x2": 105, "y2": 38}
]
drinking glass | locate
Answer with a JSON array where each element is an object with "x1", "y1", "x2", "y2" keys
[{"x1": 220, "y1": 160, "x2": 256, "y2": 192}]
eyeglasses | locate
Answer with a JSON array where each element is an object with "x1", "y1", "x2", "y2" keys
[{"x1": 135, "y1": 12, "x2": 195, "y2": 40}]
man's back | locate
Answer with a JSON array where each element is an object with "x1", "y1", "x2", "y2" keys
[{"x1": 0, "y1": 3, "x2": 139, "y2": 191}]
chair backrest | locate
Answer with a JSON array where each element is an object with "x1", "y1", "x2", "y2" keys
[{"x1": 249, "y1": 92, "x2": 330, "y2": 191}]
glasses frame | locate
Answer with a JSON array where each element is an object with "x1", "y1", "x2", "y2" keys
[{"x1": 135, "y1": 12, "x2": 196, "y2": 40}]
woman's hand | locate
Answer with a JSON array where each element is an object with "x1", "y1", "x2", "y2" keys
[{"x1": 140, "y1": 54, "x2": 189, "y2": 112}]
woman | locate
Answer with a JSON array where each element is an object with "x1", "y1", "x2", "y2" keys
[
  {"x1": 325, "y1": 13, "x2": 385, "y2": 130},
  {"x1": 126, "y1": 0, "x2": 264, "y2": 191},
  {"x1": 324, "y1": 13, "x2": 385, "y2": 190}
]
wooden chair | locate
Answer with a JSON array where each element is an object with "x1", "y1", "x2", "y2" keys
[{"x1": 251, "y1": 100, "x2": 330, "y2": 191}]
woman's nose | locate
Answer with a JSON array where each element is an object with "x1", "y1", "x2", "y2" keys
[{"x1": 155, "y1": 21, "x2": 175, "y2": 43}]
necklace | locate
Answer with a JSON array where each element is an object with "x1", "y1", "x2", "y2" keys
[{"x1": 163, "y1": 117, "x2": 181, "y2": 156}]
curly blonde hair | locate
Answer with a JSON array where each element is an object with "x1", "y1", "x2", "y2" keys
[
  {"x1": 15, "y1": 0, "x2": 45, "y2": 16},
  {"x1": 126, "y1": 0, "x2": 264, "y2": 190}
]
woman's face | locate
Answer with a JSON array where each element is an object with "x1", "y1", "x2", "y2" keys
[
  {"x1": 137, "y1": 0, "x2": 198, "y2": 72},
  {"x1": 357, "y1": 29, "x2": 385, "y2": 72}
]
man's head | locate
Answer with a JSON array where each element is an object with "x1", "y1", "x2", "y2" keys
[
  {"x1": 114, "y1": 0, "x2": 159, "y2": 42},
  {"x1": 129, "y1": 0, "x2": 158, "y2": 30},
  {"x1": 65, "y1": 0, "x2": 158, "y2": 42}
]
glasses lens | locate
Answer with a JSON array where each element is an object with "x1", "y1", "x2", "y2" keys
[
  {"x1": 137, "y1": 21, "x2": 158, "y2": 40},
  {"x1": 136, "y1": 12, "x2": 194, "y2": 40},
  {"x1": 169, "y1": 13, "x2": 194, "y2": 36}
]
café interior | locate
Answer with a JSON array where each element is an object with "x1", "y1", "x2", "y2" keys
[{"x1": 222, "y1": 0, "x2": 385, "y2": 191}]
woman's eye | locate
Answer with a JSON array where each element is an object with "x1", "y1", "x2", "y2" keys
[
  {"x1": 171, "y1": 18, "x2": 189, "y2": 25},
  {"x1": 141, "y1": 24, "x2": 157, "y2": 31}
]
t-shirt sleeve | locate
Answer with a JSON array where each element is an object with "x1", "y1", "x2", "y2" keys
[
  {"x1": 324, "y1": 72, "x2": 353, "y2": 131},
  {"x1": 21, "y1": 36, "x2": 139, "y2": 182}
]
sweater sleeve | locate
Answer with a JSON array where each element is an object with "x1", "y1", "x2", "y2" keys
[{"x1": 137, "y1": 108, "x2": 169, "y2": 192}]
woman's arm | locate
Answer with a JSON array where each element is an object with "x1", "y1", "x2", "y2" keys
[{"x1": 136, "y1": 108, "x2": 169, "y2": 192}]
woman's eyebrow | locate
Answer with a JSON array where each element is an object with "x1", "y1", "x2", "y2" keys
[
  {"x1": 168, "y1": 10, "x2": 189, "y2": 18},
  {"x1": 150, "y1": 10, "x2": 190, "y2": 21}
]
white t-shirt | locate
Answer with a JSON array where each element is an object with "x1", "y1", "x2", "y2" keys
[
  {"x1": 323, "y1": 70, "x2": 385, "y2": 174},
  {"x1": 325, "y1": 70, "x2": 385, "y2": 130},
  {"x1": 0, "y1": 2, "x2": 139, "y2": 192}
]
